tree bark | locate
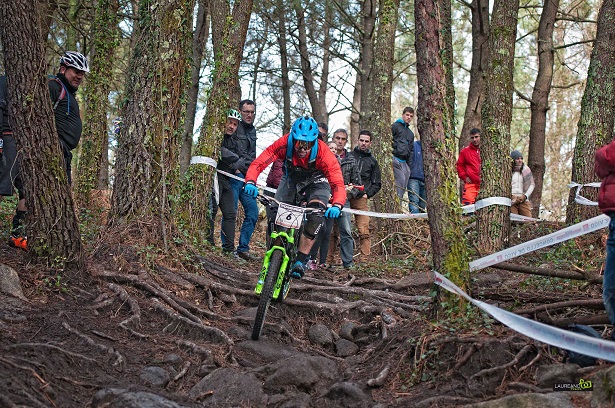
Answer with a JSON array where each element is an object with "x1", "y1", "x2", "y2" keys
[
  {"x1": 528, "y1": 0, "x2": 559, "y2": 218},
  {"x1": 459, "y1": 0, "x2": 489, "y2": 149},
  {"x1": 566, "y1": 0, "x2": 615, "y2": 224},
  {"x1": 416, "y1": 0, "x2": 471, "y2": 305},
  {"x1": 75, "y1": 0, "x2": 120, "y2": 206},
  {"x1": 0, "y1": 0, "x2": 84, "y2": 269},
  {"x1": 360, "y1": 0, "x2": 401, "y2": 217},
  {"x1": 276, "y1": 0, "x2": 291, "y2": 133},
  {"x1": 476, "y1": 0, "x2": 519, "y2": 253},
  {"x1": 179, "y1": 0, "x2": 210, "y2": 176},
  {"x1": 110, "y1": 0, "x2": 194, "y2": 241},
  {"x1": 182, "y1": 0, "x2": 253, "y2": 241}
]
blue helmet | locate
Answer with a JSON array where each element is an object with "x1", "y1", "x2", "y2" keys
[{"x1": 290, "y1": 115, "x2": 318, "y2": 142}]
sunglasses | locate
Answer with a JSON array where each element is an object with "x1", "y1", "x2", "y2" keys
[{"x1": 294, "y1": 140, "x2": 315, "y2": 150}]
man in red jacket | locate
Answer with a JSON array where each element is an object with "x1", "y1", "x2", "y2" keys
[
  {"x1": 456, "y1": 128, "x2": 481, "y2": 205},
  {"x1": 244, "y1": 115, "x2": 346, "y2": 279},
  {"x1": 595, "y1": 140, "x2": 615, "y2": 338}
]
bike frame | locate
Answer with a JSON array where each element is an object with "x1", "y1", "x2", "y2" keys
[{"x1": 254, "y1": 229, "x2": 296, "y2": 299}]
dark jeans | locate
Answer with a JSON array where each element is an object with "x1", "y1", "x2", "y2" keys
[
  {"x1": 408, "y1": 178, "x2": 426, "y2": 213},
  {"x1": 217, "y1": 175, "x2": 237, "y2": 252},
  {"x1": 219, "y1": 173, "x2": 258, "y2": 253}
]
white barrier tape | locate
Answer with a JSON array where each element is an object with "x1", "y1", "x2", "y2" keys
[
  {"x1": 568, "y1": 181, "x2": 601, "y2": 206},
  {"x1": 190, "y1": 156, "x2": 540, "y2": 221},
  {"x1": 469, "y1": 214, "x2": 610, "y2": 271},
  {"x1": 433, "y1": 272, "x2": 615, "y2": 362}
]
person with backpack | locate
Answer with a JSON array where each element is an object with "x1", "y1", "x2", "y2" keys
[
  {"x1": 243, "y1": 115, "x2": 346, "y2": 279},
  {"x1": 0, "y1": 51, "x2": 88, "y2": 251}
]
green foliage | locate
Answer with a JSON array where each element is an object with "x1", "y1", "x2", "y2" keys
[{"x1": 42, "y1": 274, "x2": 69, "y2": 293}]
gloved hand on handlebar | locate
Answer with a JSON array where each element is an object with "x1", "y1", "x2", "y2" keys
[
  {"x1": 244, "y1": 182, "x2": 259, "y2": 198},
  {"x1": 324, "y1": 205, "x2": 341, "y2": 219}
]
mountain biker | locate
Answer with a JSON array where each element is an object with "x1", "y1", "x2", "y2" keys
[{"x1": 243, "y1": 115, "x2": 347, "y2": 279}]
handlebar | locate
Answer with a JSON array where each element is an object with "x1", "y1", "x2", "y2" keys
[{"x1": 256, "y1": 194, "x2": 329, "y2": 214}]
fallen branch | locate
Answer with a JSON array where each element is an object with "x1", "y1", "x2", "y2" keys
[
  {"x1": 494, "y1": 262, "x2": 602, "y2": 283},
  {"x1": 514, "y1": 298, "x2": 604, "y2": 316}
]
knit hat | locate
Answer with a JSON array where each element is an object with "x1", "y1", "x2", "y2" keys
[{"x1": 510, "y1": 150, "x2": 523, "y2": 160}]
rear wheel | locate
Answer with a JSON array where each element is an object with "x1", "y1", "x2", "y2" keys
[{"x1": 251, "y1": 249, "x2": 284, "y2": 340}]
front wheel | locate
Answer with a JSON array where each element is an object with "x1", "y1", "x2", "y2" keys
[{"x1": 251, "y1": 249, "x2": 284, "y2": 340}]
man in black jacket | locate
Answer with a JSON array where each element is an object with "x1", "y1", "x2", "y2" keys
[
  {"x1": 391, "y1": 107, "x2": 414, "y2": 202},
  {"x1": 0, "y1": 51, "x2": 88, "y2": 251},
  {"x1": 348, "y1": 130, "x2": 382, "y2": 262},
  {"x1": 220, "y1": 100, "x2": 258, "y2": 260}
]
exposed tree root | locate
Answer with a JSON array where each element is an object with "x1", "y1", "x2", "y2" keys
[
  {"x1": 470, "y1": 344, "x2": 534, "y2": 379},
  {"x1": 107, "y1": 283, "x2": 149, "y2": 339},
  {"x1": 367, "y1": 364, "x2": 390, "y2": 387},
  {"x1": 62, "y1": 322, "x2": 125, "y2": 367},
  {"x1": 3, "y1": 342, "x2": 98, "y2": 363},
  {"x1": 151, "y1": 299, "x2": 233, "y2": 346}
]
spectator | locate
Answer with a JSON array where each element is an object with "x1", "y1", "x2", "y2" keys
[
  {"x1": 408, "y1": 139, "x2": 426, "y2": 213},
  {"x1": 308, "y1": 141, "x2": 338, "y2": 270},
  {"x1": 318, "y1": 122, "x2": 328, "y2": 141},
  {"x1": 224, "y1": 99, "x2": 259, "y2": 261},
  {"x1": 332, "y1": 128, "x2": 349, "y2": 158},
  {"x1": 392, "y1": 107, "x2": 415, "y2": 201},
  {"x1": 456, "y1": 128, "x2": 481, "y2": 205},
  {"x1": 325, "y1": 136, "x2": 363, "y2": 269},
  {"x1": 0, "y1": 51, "x2": 89, "y2": 251},
  {"x1": 594, "y1": 140, "x2": 615, "y2": 340},
  {"x1": 510, "y1": 150, "x2": 535, "y2": 217},
  {"x1": 244, "y1": 115, "x2": 346, "y2": 279},
  {"x1": 214, "y1": 109, "x2": 246, "y2": 259},
  {"x1": 348, "y1": 129, "x2": 382, "y2": 262}
]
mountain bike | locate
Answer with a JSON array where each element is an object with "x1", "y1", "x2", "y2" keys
[{"x1": 251, "y1": 194, "x2": 316, "y2": 340}]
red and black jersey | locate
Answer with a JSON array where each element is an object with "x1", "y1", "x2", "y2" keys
[{"x1": 245, "y1": 134, "x2": 347, "y2": 206}]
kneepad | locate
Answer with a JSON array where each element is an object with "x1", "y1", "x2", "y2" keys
[{"x1": 303, "y1": 202, "x2": 326, "y2": 240}]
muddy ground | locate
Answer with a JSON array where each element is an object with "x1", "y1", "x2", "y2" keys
[{"x1": 0, "y1": 221, "x2": 613, "y2": 407}]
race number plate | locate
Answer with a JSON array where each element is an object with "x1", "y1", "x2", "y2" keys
[{"x1": 275, "y1": 203, "x2": 305, "y2": 229}]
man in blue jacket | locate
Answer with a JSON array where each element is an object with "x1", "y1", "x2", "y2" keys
[
  {"x1": 391, "y1": 107, "x2": 414, "y2": 202},
  {"x1": 408, "y1": 139, "x2": 426, "y2": 213}
]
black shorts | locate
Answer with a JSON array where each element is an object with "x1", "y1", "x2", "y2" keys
[
  {"x1": 274, "y1": 174, "x2": 331, "y2": 206},
  {"x1": 0, "y1": 134, "x2": 23, "y2": 199}
]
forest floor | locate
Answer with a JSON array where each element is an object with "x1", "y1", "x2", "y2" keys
[{"x1": 0, "y1": 210, "x2": 613, "y2": 407}]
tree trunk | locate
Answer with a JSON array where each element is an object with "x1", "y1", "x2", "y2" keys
[
  {"x1": 276, "y1": 0, "x2": 291, "y2": 133},
  {"x1": 0, "y1": 0, "x2": 84, "y2": 270},
  {"x1": 110, "y1": 0, "x2": 194, "y2": 245},
  {"x1": 182, "y1": 0, "x2": 253, "y2": 242},
  {"x1": 416, "y1": 0, "x2": 471, "y2": 307},
  {"x1": 75, "y1": 0, "x2": 120, "y2": 206},
  {"x1": 179, "y1": 0, "x2": 210, "y2": 176},
  {"x1": 528, "y1": 0, "x2": 559, "y2": 218},
  {"x1": 566, "y1": 0, "x2": 615, "y2": 224},
  {"x1": 360, "y1": 0, "x2": 400, "y2": 217},
  {"x1": 459, "y1": 0, "x2": 489, "y2": 149},
  {"x1": 293, "y1": 4, "x2": 323, "y2": 120},
  {"x1": 476, "y1": 0, "x2": 519, "y2": 253}
]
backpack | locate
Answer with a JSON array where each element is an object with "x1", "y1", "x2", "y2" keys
[
  {"x1": 563, "y1": 324, "x2": 601, "y2": 367},
  {"x1": 48, "y1": 76, "x2": 69, "y2": 114}
]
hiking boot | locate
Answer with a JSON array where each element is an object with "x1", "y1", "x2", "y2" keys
[
  {"x1": 8, "y1": 235, "x2": 27, "y2": 251},
  {"x1": 290, "y1": 261, "x2": 305, "y2": 279},
  {"x1": 223, "y1": 250, "x2": 241, "y2": 261},
  {"x1": 237, "y1": 251, "x2": 256, "y2": 261}
]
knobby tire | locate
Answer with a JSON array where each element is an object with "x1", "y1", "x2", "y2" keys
[{"x1": 251, "y1": 249, "x2": 284, "y2": 340}]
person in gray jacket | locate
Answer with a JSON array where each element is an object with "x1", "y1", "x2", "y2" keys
[{"x1": 391, "y1": 107, "x2": 414, "y2": 202}]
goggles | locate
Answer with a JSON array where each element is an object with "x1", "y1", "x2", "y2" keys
[{"x1": 294, "y1": 140, "x2": 315, "y2": 151}]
